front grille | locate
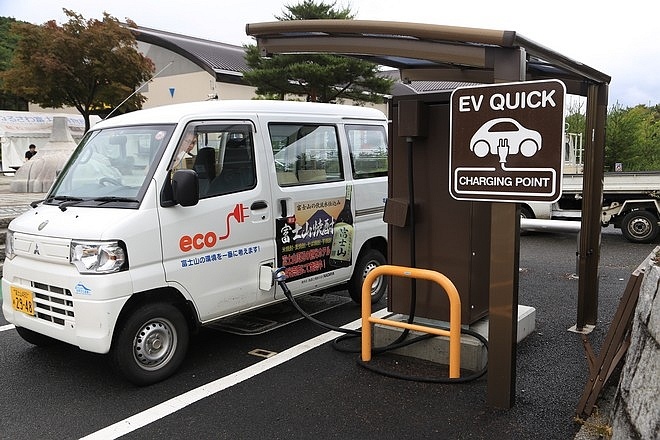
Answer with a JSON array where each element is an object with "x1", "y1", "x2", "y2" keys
[{"x1": 31, "y1": 282, "x2": 74, "y2": 326}]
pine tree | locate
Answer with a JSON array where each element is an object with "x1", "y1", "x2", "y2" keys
[{"x1": 243, "y1": 1, "x2": 393, "y2": 104}]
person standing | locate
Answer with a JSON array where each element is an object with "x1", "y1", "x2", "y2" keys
[{"x1": 25, "y1": 144, "x2": 37, "y2": 161}]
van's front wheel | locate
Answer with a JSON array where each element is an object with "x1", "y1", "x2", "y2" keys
[
  {"x1": 348, "y1": 249, "x2": 387, "y2": 304},
  {"x1": 112, "y1": 303, "x2": 189, "y2": 386}
]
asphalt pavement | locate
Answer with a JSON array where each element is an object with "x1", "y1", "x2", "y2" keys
[{"x1": 1, "y1": 172, "x2": 657, "y2": 439}]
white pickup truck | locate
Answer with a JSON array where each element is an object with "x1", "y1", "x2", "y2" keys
[{"x1": 523, "y1": 171, "x2": 660, "y2": 243}]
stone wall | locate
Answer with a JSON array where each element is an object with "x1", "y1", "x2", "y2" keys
[{"x1": 611, "y1": 247, "x2": 659, "y2": 440}]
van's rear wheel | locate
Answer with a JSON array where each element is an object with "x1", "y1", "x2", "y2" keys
[
  {"x1": 112, "y1": 303, "x2": 189, "y2": 386},
  {"x1": 621, "y1": 210, "x2": 659, "y2": 244},
  {"x1": 348, "y1": 249, "x2": 387, "y2": 304}
]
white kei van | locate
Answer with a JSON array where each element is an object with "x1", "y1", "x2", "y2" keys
[{"x1": 2, "y1": 100, "x2": 388, "y2": 385}]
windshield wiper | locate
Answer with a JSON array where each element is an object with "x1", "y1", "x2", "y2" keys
[
  {"x1": 91, "y1": 196, "x2": 140, "y2": 206},
  {"x1": 50, "y1": 195, "x2": 85, "y2": 212},
  {"x1": 30, "y1": 199, "x2": 46, "y2": 208}
]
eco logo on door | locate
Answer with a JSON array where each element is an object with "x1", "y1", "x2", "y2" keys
[{"x1": 449, "y1": 80, "x2": 566, "y2": 203}]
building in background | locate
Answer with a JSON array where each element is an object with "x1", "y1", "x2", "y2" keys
[
  {"x1": 132, "y1": 26, "x2": 255, "y2": 107},
  {"x1": 27, "y1": 25, "x2": 462, "y2": 117}
]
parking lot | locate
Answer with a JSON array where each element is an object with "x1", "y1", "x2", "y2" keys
[{"x1": 1, "y1": 227, "x2": 657, "y2": 439}]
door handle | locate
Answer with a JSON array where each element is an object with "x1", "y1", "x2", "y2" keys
[{"x1": 251, "y1": 200, "x2": 268, "y2": 210}]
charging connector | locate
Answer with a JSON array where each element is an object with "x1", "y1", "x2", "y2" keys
[{"x1": 497, "y1": 138, "x2": 510, "y2": 167}]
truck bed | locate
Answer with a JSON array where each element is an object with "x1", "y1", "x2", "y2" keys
[{"x1": 562, "y1": 171, "x2": 660, "y2": 195}]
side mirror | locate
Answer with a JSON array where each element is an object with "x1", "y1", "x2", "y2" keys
[{"x1": 171, "y1": 169, "x2": 199, "y2": 207}]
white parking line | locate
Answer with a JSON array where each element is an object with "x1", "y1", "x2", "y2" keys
[
  {"x1": 1, "y1": 324, "x2": 16, "y2": 332},
  {"x1": 80, "y1": 308, "x2": 389, "y2": 440}
]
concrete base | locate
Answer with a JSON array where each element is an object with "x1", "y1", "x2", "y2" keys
[
  {"x1": 567, "y1": 324, "x2": 595, "y2": 335},
  {"x1": 373, "y1": 305, "x2": 536, "y2": 372}
]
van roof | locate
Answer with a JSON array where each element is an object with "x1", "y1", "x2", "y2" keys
[{"x1": 94, "y1": 100, "x2": 387, "y2": 129}]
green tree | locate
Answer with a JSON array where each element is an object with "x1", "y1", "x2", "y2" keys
[
  {"x1": 0, "y1": 9, "x2": 154, "y2": 131},
  {"x1": 243, "y1": 0, "x2": 393, "y2": 104},
  {"x1": 565, "y1": 102, "x2": 660, "y2": 172},
  {"x1": 0, "y1": 16, "x2": 28, "y2": 110},
  {"x1": 565, "y1": 100, "x2": 586, "y2": 135},
  {"x1": 606, "y1": 103, "x2": 660, "y2": 171}
]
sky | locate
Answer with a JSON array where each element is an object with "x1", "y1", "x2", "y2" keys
[{"x1": 1, "y1": 0, "x2": 658, "y2": 108}]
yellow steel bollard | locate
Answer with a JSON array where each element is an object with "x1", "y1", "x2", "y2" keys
[{"x1": 361, "y1": 264, "x2": 462, "y2": 379}]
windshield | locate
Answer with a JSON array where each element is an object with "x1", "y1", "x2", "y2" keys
[{"x1": 47, "y1": 125, "x2": 174, "y2": 207}]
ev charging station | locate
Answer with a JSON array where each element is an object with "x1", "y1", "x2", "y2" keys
[
  {"x1": 387, "y1": 80, "x2": 565, "y2": 407},
  {"x1": 388, "y1": 79, "x2": 566, "y2": 324},
  {"x1": 246, "y1": 20, "x2": 610, "y2": 410}
]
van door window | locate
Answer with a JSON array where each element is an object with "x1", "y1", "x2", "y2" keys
[
  {"x1": 269, "y1": 123, "x2": 343, "y2": 186},
  {"x1": 171, "y1": 123, "x2": 256, "y2": 197},
  {"x1": 345, "y1": 125, "x2": 388, "y2": 179}
]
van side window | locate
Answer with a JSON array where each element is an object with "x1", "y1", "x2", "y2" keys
[
  {"x1": 345, "y1": 125, "x2": 388, "y2": 179},
  {"x1": 269, "y1": 123, "x2": 343, "y2": 186},
  {"x1": 173, "y1": 123, "x2": 256, "y2": 197}
]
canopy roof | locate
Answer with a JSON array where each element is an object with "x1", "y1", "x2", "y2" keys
[{"x1": 245, "y1": 20, "x2": 610, "y2": 96}]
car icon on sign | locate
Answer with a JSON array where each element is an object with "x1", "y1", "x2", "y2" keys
[{"x1": 470, "y1": 117, "x2": 542, "y2": 158}]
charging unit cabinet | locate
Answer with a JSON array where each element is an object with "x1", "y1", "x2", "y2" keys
[{"x1": 385, "y1": 93, "x2": 491, "y2": 325}]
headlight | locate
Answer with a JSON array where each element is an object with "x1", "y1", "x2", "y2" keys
[
  {"x1": 70, "y1": 240, "x2": 127, "y2": 274},
  {"x1": 5, "y1": 230, "x2": 15, "y2": 260}
]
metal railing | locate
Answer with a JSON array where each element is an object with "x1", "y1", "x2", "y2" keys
[{"x1": 361, "y1": 265, "x2": 462, "y2": 378}]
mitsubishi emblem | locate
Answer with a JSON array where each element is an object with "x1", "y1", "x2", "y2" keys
[{"x1": 34, "y1": 243, "x2": 40, "y2": 255}]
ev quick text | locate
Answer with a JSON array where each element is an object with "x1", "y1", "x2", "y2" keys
[{"x1": 457, "y1": 89, "x2": 558, "y2": 112}]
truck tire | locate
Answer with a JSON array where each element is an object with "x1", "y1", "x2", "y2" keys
[
  {"x1": 520, "y1": 206, "x2": 534, "y2": 219},
  {"x1": 621, "y1": 210, "x2": 659, "y2": 244},
  {"x1": 111, "y1": 303, "x2": 189, "y2": 386},
  {"x1": 348, "y1": 248, "x2": 387, "y2": 304},
  {"x1": 519, "y1": 206, "x2": 535, "y2": 236},
  {"x1": 15, "y1": 326, "x2": 57, "y2": 346}
]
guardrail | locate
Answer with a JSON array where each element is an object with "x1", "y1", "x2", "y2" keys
[{"x1": 361, "y1": 265, "x2": 462, "y2": 378}]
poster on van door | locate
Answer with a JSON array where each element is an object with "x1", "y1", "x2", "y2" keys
[
  {"x1": 449, "y1": 79, "x2": 566, "y2": 203},
  {"x1": 276, "y1": 186, "x2": 354, "y2": 281}
]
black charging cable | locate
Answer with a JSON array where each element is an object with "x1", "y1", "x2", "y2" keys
[
  {"x1": 274, "y1": 268, "x2": 488, "y2": 383},
  {"x1": 274, "y1": 268, "x2": 360, "y2": 336}
]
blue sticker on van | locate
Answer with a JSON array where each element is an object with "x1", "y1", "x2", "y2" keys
[{"x1": 75, "y1": 283, "x2": 92, "y2": 295}]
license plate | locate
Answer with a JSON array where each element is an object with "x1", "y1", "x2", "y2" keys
[{"x1": 10, "y1": 286, "x2": 35, "y2": 316}]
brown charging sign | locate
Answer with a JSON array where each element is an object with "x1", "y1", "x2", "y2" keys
[{"x1": 449, "y1": 80, "x2": 566, "y2": 202}]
